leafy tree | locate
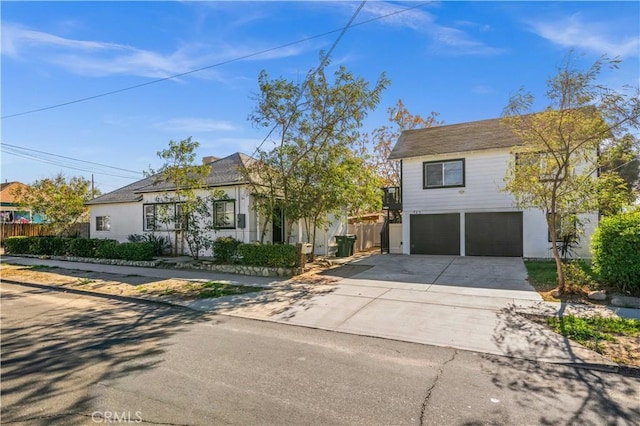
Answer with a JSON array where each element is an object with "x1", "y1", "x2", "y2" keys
[
  {"x1": 502, "y1": 52, "x2": 640, "y2": 292},
  {"x1": 359, "y1": 99, "x2": 443, "y2": 187},
  {"x1": 12, "y1": 173, "x2": 94, "y2": 235},
  {"x1": 599, "y1": 133, "x2": 639, "y2": 209},
  {"x1": 146, "y1": 137, "x2": 224, "y2": 260},
  {"x1": 248, "y1": 55, "x2": 389, "y2": 253}
]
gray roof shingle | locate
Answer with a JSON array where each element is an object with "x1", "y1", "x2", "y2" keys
[
  {"x1": 388, "y1": 116, "x2": 524, "y2": 160},
  {"x1": 86, "y1": 152, "x2": 254, "y2": 205}
]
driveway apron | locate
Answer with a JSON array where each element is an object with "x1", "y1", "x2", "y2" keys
[{"x1": 223, "y1": 254, "x2": 613, "y2": 365}]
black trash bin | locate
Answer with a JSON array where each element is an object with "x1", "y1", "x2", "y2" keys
[{"x1": 335, "y1": 235, "x2": 357, "y2": 257}]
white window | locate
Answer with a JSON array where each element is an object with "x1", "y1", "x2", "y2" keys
[
  {"x1": 144, "y1": 204, "x2": 157, "y2": 231},
  {"x1": 423, "y1": 159, "x2": 465, "y2": 188},
  {"x1": 96, "y1": 216, "x2": 111, "y2": 231},
  {"x1": 213, "y1": 200, "x2": 235, "y2": 229}
]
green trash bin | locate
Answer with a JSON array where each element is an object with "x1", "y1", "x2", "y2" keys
[{"x1": 335, "y1": 235, "x2": 357, "y2": 257}]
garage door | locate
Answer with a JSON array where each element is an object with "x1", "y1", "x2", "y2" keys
[
  {"x1": 465, "y1": 212, "x2": 523, "y2": 257},
  {"x1": 410, "y1": 213, "x2": 460, "y2": 255}
]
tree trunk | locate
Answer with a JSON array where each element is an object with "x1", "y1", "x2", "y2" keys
[{"x1": 549, "y1": 215, "x2": 565, "y2": 293}]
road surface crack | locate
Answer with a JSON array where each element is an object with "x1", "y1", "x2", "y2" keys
[{"x1": 420, "y1": 349, "x2": 458, "y2": 425}]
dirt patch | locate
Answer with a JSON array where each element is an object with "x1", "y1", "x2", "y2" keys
[{"x1": 0, "y1": 264, "x2": 264, "y2": 301}]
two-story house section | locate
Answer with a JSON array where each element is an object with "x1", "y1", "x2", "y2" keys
[{"x1": 388, "y1": 116, "x2": 598, "y2": 258}]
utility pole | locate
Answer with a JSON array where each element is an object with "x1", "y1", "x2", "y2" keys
[{"x1": 91, "y1": 174, "x2": 95, "y2": 199}]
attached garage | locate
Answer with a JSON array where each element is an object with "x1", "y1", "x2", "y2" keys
[
  {"x1": 465, "y1": 212, "x2": 523, "y2": 257},
  {"x1": 410, "y1": 213, "x2": 460, "y2": 255}
]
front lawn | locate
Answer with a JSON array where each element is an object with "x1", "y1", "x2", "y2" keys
[{"x1": 524, "y1": 260, "x2": 602, "y2": 302}]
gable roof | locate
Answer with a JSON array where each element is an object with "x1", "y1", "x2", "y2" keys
[
  {"x1": 0, "y1": 181, "x2": 28, "y2": 204},
  {"x1": 86, "y1": 152, "x2": 255, "y2": 206},
  {"x1": 388, "y1": 116, "x2": 524, "y2": 160}
]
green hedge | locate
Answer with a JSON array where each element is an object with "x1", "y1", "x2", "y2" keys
[
  {"x1": 4, "y1": 236, "x2": 155, "y2": 262},
  {"x1": 591, "y1": 211, "x2": 640, "y2": 295},
  {"x1": 212, "y1": 236, "x2": 243, "y2": 263},
  {"x1": 238, "y1": 243, "x2": 296, "y2": 268}
]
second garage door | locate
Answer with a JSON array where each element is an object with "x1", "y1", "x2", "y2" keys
[{"x1": 465, "y1": 212, "x2": 523, "y2": 257}]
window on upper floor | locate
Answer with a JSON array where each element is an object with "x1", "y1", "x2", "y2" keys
[
  {"x1": 213, "y1": 199, "x2": 235, "y2": 229},
  {"x1": 516, "y1": 152, "x2": 566, "y2": 182},
  {"x1": 423, "y1": 159, "x2": 465, "y2": 189},
  {"x1": 96, "y1": 216, "x2": 110, "y2": 231}
]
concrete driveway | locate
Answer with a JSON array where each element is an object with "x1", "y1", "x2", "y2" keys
[
  {"x1": 338, "y1": 254, "x2": 539, "y2": 297},
  {"x1": 223, "y1": 254, "x2": 618, "y2": 365}
]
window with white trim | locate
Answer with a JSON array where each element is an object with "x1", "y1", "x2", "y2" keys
[
  {"x1": 213, "y1": 199, "x2": 235, "y2": 229},
  {"x1": 96, "y1": 216, "x2": 110, "y2": 231},
  {"x1": 423, "y1": 159, "x2": 465, "y2": 188}
]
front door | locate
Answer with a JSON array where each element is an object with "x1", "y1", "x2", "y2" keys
[{"x1": 272, "y1": 207, "x2": 284, "y2": 244}]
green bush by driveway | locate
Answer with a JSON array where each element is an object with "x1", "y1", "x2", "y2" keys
[{"x1": 592, "y1": 211, "x2": 640, "y2": 296}]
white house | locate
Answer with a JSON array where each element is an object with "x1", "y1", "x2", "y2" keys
[
  {"x1": 387, "y1": 117, "x2": 598, "y2": 258},
  {"x1": 86, "y1": 153, "x2": 346, "y2": 257}
]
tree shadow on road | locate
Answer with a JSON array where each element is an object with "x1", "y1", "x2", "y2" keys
[
  {"x1": 486, "y1": 304, "x2": 640, "y2": 425},
  {"x1": 1, "y1": 285, "x2": 211, "y2": 425}
]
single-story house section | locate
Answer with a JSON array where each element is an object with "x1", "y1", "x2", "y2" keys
[
  {"x1": 0, "y1": 181, "x2": 44, "y2": 223},
  {"x1": 388, "y1": 117, "x2": 598, "y2": 258},
  {"x1": 86, "y1": 152, "x2": 346, "y2": 257}
]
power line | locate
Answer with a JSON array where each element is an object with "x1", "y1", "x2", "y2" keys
[
  {"x1": 1, "y1": 142, "x2": 143, "y2": 174},
  {"x1": 1, "y1": 2, "x2": 434, "y2": 120},
  {"x1": 251, "y1": 0, "x2": 369, "y2": 157},
  {"x1": 1, "y1": 145, "x2": 141, "y2": 180}
]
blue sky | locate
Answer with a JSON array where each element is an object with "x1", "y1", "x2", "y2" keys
[{"x1": 2, "y1": 1, "x2": 639, "y2": 194}]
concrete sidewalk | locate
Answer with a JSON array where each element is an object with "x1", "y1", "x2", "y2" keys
[{"x1": 3, "y1": 255, "x2": 638, "y2": 369}]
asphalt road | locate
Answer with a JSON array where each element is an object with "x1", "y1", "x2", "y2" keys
[{"x1": 1, "y1": 282, "x2": 639, "y2": 426}]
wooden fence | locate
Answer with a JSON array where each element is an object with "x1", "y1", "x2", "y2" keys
[
  {"x1": 347, "y1": 222, "x2": 383, "y2": 252},
  {"x1": 0, "y1": 223, "x2": 90, "y2": 246}
]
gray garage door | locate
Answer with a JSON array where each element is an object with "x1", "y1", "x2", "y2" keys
[
  {"x1": 465, "y1": 212, "x2": 523, "y2": 257},
  {"x1": 410, "y1": 213, "x2": 460, "y2": 255}
]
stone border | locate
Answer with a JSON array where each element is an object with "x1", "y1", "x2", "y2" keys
[
  {"x1": 169, "y1": 260, "x2": 302, "y2": 277},
  {"x1": 6, "y1": 253, "x2": 161, "y2": 268},
  {"x1": 5, "y1": 254, "x2": 302, "y2": 277}
]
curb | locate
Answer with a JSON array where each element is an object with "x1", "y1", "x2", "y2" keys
[{"x1": 1, "y1": 279, "x2": 201, "y2": 313}]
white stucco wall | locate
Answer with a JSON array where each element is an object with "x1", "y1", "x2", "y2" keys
[
  {"x1": 89, "y1": 202, "x2": 142, "y2": 243},
  {"x1": 89, "y1": 185, "x2": 348, "y2": 258},
  {"x1": 400, "y1": 149, "x2": 598, "y2": 258}
]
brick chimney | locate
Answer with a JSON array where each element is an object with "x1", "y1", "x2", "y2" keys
[{"x1": 202, "y1": 156, "x2": 218, "y2": 165}]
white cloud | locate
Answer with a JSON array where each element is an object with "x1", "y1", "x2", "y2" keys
[
  {"x1": 528, "y1": 13, "x2": 640, "y2": 58},
  {"x1": 356, "y1": 2, "x2": 503, "y2": 56},
  {"x1": 158, "y1": 118, "x2": 236, "y2": 133},
  {"x1": 1, "y1": 22, "x2": 311, "y2": 79}
]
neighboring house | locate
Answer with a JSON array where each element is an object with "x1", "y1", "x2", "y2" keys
[
  {"x1": 0, "y1": 181, "x2": 44, "y2": 223},
  {"x1": 86, "y1": 153, "x2": 345, "y2": 257},
  {"x1": 387, "y1": 116, "x2": 598, "y2": 258}
]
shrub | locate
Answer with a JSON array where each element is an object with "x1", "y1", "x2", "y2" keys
[
  {"x1": 117, "y1": 242, "x2": 156, "y2": 261},
  {"x1": 212, "y1": 236, "x2": 242, "y2": 263},
  {"x1": 95, "y1": 240, "x2": 121, "y2": 259},
  {"x1": 69, "y1": 238, "x2": 101, "y2": 258},
  {"x1": 561, "y1": 261, "x2": 598, "y2": 294},
  {"x1": 4, "y1": 236, "x2": 71, "y2": 256},
  {"x1": 128, "y1": 233, "x2": 171, "y2": 256},
  {"x1": 591, "y1": 211, "x2": 640, "y2": 295},
  {"x1": 4, "y1": 236, "x2": 31, "y2": 254},
  {"x1": 32, "y1": 236, "x2": 72, "y2": 256},
  {"x1": 238, "y1": 243, "x2": 296, "y2": 268}
]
